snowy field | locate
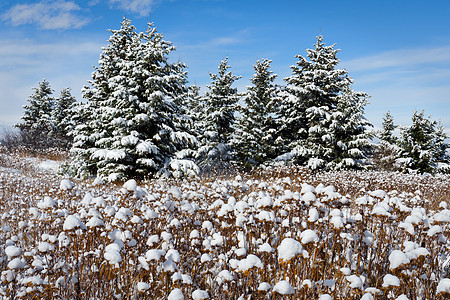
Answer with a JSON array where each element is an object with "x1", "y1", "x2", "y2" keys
[{"x1": 1, "y1": 148, "x2": 449, "y2": 299}]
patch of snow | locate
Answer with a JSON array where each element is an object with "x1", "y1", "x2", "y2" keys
[
  {"x1": 137, "y1": 282, "x2": 150, "y2": 292},
  {"x1": 63, "y1": 214, "x2": 85, "y2": 231},
  {"x1": 37, "y1": 196, "x2": 57, "y2": 210},
  {"x1": 389, "y1": 250, "x2": 410, "y2": 270},
  {"x1": 436, "y1": 278, "x2": 450, "y2": 294},
  {"x1": 346, "y1": 274, "x2": 364, "y2": 289},
  {"x1": 278, "y1": 238, "x2": 303, "y2": 261},
  {"x1": 60, "y1": 179, "x2": 74, "y2": 190},
  {"x1": 38, "y1": 241, "x2": 54, "y2": 253},
  {"x1": 5, "y1": 245, "x2": 22, "y2": 258},
  {"x1": 168, "y1": 288, "x2": 184, "y2": 300},
  {"x1": 217, "y1": 270, "x2": 234, "y2": 283},
  {"x1": 7, "y1": 258, "x2": 26, "y2": 269},
  {"x1": 382, "y1": 274, "x2": 400, "y2": 288},
  {"x1": 258, "y1": 282, "x2": 271, "y2": 291},
  {"x1": 38, "y1": 160, "x2": 60, "y2": 172},
  {"x1": 258, "y1": 242, "x2": 274, "y2": 253},
  {"x1": 300, "y1": 229, "x2": 319, "y2": 244},
  {"x1": 237, "y1": 254, "x2": 263, "y2": 272},
  {"x1": 86, "y1": 216, "x2": 105, "y2": 228},
  {"x1": 192, "y1": 289, "x2": 209, "y2": 300},
  {"x1": 340, "y1": 267, "x2": 351, "y2": 276},
  {"x1": 123, "y1": 179, "x2": 137, "y2": 192},
  {"x1": 273, "y1": 280, "x2": 295, "y2": 295}
]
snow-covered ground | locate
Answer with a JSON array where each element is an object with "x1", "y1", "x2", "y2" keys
[{"x1": 0, "y1": 149, "x2": 449, "y2": 299}]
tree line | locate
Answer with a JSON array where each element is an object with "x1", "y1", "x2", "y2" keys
[
  {"x1": 12, "y1": 19, "x2": 449, "y2": 180},
  {"x1": 9, "y1": 80, "x2": 76, "y2": 150}
]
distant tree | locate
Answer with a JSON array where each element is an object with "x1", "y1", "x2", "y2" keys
[
  {"x1": 433, "y1": 123, "x2": 450, "y2": 169},
  {"x1": 69, "y1": 19, "x2": 196, "y2": 181},
  {"x1": 15, "y1": 79, "x2": 55, "y2": 149},
  {"x1": 373, "y1": 111, "x2": 402, "y2": 171},
  {"x1": 398, "y1": 110, "x2": 449, "y2": 173},
  {"x1": 379, "y1": 111, "x2": 397, "y2": 145},
  {"x1": 198, "y1": 57, "x2": 241, "y2": 168},
  {"x1": 51, "y1": 87, "x2": 76, "y2": 148},
  {"x1": 277, "y1": 36, "x2": 372, "y2": 170},
  {"x1": 231, "y1": 59, "x2": 280, "y2": 166}
]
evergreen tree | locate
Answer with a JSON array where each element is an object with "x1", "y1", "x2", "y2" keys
[
  {"x1": 326, "y1": 86, "x2": 373, "y2": 169},
  {"x1": 433, "y1": 123, "x2": 450, "y2": 168},
  {"x1": 379, "y1": 111, "x2": 397, "y2": 145},
  {"x1": 198, "y1": 57, "x2": 241, "y2": 167},
  {"x1": 15, "y1": 79, "x2": 55, "y2": 148},
  {"x1": 277, "y1": 35, "x2": 370, "y2": 170},
  {"x1": 232, "y1": 59, "x2": 280, "y2": 166},
  {"x1": 176, "y1": 84, "x2": 204, "y2": 138},
  {"x1": 398, "y1": 110, "x2": 449, "y2": 173},
  {"x1": 16, "y1": 79, "x2": 54, "y2": 133},
  {"x1": 169, "y1": 84, "x2": 204, "y2": 163},
  {"x1": 51, "y1": 87, "x2": 76, "y2": 148},
  {"x1": 374, "y1": 111, "x2": 402, "y2": 170},
  {"x1": 70, "y1": 19, "x2": 196, "y2": 181}
]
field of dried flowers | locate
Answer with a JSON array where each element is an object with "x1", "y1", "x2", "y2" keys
[{"x1": 1, "y1": 147, "x2": 449, "y2": 299}]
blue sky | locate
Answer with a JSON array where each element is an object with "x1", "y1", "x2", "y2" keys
[{"x1": 1, "y1": 0, "x2": 450, "y2": 136}]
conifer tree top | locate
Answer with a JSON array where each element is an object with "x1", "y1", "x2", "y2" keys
[{"x1": 70, "y1": 18, "x2": 194, "y2": 181}]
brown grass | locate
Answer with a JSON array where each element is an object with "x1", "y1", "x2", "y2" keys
[{"x1": 0, "y1": 149, "x2": 449, "y2": 299}]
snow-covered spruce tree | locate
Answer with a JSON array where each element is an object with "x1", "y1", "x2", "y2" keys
[
  {"x1": 379, "y1": 111, "x2": 397, "y2": 145},
  {"x1": 277, "y1": 35, "x2": 371, "y2": 170},
  {"x1": 398, "y1": 110, "x2": 449, "y2": 173},
  {"x1": 67, "y1": 100, "x2": 95, "y2": 178},
  {"x1": 51, "y1": 87, "x2": 77, "y2": 148},
  {"x1": 433, "y1": 123, "x2": 450, "y2": 173},
  {"x1": 231, "y1": 59, "x2": 280, "y2": 166},
  {"x1": 198, "y1": 57, "x2": 241, "y2": 169},
  {"x1": 15, "y1": 79, "x2": 55, "y2": 149},
  {"x1": 373, "y1": 111, "x2": 402, "y2": 171},
  {"x1": 326, "y1": 86, "x2": 373, "y2": 169},
  {"x1": 70, "y1": 19, "x2": 197, "y2": 181},
  {"x1": 175, "y1": 84, "x2": 204, "y2": 141},
  {"x1": 168, "y1": 84, "x2": 205, "y2": 165}
]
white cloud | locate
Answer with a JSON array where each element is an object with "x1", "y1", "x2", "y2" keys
[
  {"x1": 342, "y1": 46, "x2": 450, "y2": 72},
  {"x1": 338, "y1": 45, "x2": 450, "y2": 133},
  {"x1": 0, "y1": 38, "x2": 102, "y2": 125},
  {"x1": 109, "y1": 0, "x2": 161, "y2": 17},
  {"x1": 2, "y1": 1, "x2": 89, "y2": 30}
]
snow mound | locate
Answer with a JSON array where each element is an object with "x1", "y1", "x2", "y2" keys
[
  {"x1": 123, "y1": 179, "x2": 137, "y2": 192},
  {"x1": 37, "y1": 196, "x2": 57, "y2": 210},
  {"x1": 382, "y1": 274, "x2": 400, "y2": 288},
  {"x1": 437, "y1": 278, "x2": 450, "y2": 294},
  {"x1": 273, "y1": 280, "x2": 295, "y2": 295},
  {"x1": 8, "y1": 258, "x2": 26, "y2": 269},
  {"x1": 389, "y1": 250, "x2": 410, "y2": 270},
  {"x1": 60, "y1": 179, "x2": 74, "y2": 190},
  {"x1": 168, "y1": 288, "x2": 184, "y2": 300},
  {"x1": 278, "y1": 238, "x2": 303, "y2": 261},
  {"x1": 346, "y1": 275, "x2": 364, "y2": 289},
  {"x1": 237, "y1": 254, "x2": 263, "y2": 272},
  {"x1": 258, "y1": 282, "x2": 271, "y2": 291},
  {"x1": 5, "y1": 245, "x2": 22, "y2": 258},
  {"x1": 137, "y1": 282, "x2": 149, "y2": 292},
  {"x1": 63, "y1": 214, "x2": 85, "y2": 231},
  {"x1": 300, "y1": 229, "x2": 319, "y2": 244},
  {"x1": 192, "y1": 289, "x2": 209, "y2": 300}
]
